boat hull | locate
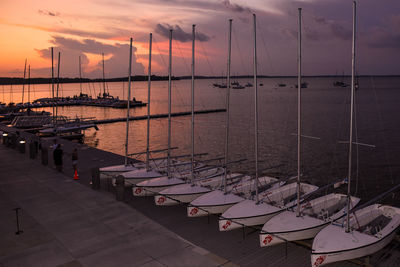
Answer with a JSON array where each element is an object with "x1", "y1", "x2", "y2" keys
[
  {"x1": 220, "y1": 212, "x2": 281, "y2": 232},
  {"x1": 133, "y1": 178, "x2": 185, "y2": 197},
  {"x1": 187, "y1": 203, "x2": 238, "y2": 217},
  {"x1": 311, "y1": 229, "x2": 398, "y2": 266},
  {"x1": 260, "y1": 223, "x2": 328, "y2": 247},
  {"x1": 155, "y1": 191, "x2": 208, "y2": 206}
]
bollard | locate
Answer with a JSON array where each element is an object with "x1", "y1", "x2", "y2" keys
[
  {"x1": 29, "y1": 141, "x2": 36, "y2": 159},
  {"x1": 2, "y1": 133, "x2": 8, "y2": 145},
  {"x1": 91, "y1": 167, "x2": 100, "y2": 190},
  {"x1": 10, "y1": 134, "x2": 17, "y2": 149},
  {"x1": 18, "y1": 140, "x2": 26, "y2": 153},
  {"x1": 6, "y1": 133, "x2": 14, "y2": 148},
  {"x1": 115, "y1": 175, "x2": 125, "y2": 201},
  {"x1": 41, "y1": 147, "x2": 48, "y2": 165}
]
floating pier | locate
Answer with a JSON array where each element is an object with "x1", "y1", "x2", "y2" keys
[{"x1": 94, "y1": 108, "x2": 226, "y2": 124}]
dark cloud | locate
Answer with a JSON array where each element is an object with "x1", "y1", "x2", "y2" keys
[
  {"x1": 366, "y1": 15, "x2": 400, "y2": 50},
  {"x1": 222, "y1": 0, "x2": 251, "y2": 13},
  {"x1": 155, "y1": 23, "x2": 210, "y2": 42},
  {"x1": 38, "y1": 10, "x2": 59, "y2": 17},
  {"x1": 35, "y1": 36, "x2": 145, "y2": 78}
]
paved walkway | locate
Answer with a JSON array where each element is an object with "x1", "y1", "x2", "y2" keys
[{"x1": 0, "y1": 142, "x2": 229, "y2": 267}]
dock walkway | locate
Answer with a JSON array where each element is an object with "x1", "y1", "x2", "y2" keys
[{"x1": 0, "y1": 141, "x2": 225, "y2": 267}]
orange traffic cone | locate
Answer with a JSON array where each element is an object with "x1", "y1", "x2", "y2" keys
[{"x1": 73, "y1": 169, "x2": 79, "y2": 180}]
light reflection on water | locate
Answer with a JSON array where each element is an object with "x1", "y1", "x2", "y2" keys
[{"x1": 4, "y1": 76, "x2": 400, "y2": 205}]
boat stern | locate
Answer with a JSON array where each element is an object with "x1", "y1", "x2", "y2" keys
[
  {"x1": 154, "y1": 194, "x2": 179, "y2": 206},
  {"x1": 187, "y1": 205, "x2": 208, "y2": 217},
  {"x1": 219, "y1": 218, "x2": 242, "y2": 231},
  {"x1": 132, "y1": 186, "x2": 154, "y2": 196},
  {"x1": 259, "y1": 232, "x2": 285, "y2": 247}
]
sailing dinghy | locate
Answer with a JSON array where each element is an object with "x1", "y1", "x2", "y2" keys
[
  {"x1": 311, "y1": 3, "x2": 400, "y2": 265},
  {"x1": 259, "y1": 8, "x2": 360, "y2": 247},
  {"x1": 260, "y1": 193, "x2": 360, "y2": 247}
]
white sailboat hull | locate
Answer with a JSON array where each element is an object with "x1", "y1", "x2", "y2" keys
[
  {"x1": 311, "y1": 204, "x2": 400, "y2": 266},
  {"x1": 99, "y1": 165, "x2": 139, "y2": 179},
  {"x1": 220, "y1": 212, "x2": 281, "y2": 232},
  {"x1": 219, "y1": 182, "x2": 319, "y2": 232},
  {"x1": 260, "y1": 194, "x2": 360, "y2": 247},
  {"x1": 133, "y1": 177, "x2": 185, "y2": 196},
  {"x1": 155, "y1": 191, "x2": 209, "y2": 206},
  {"x1": 260, "y1": 222, "x2": 328, "y2": 247},
  {"x1": 311, "y1": 227, "x2": 397, "y2": 266},
  {"x1": 187, "y1": 202, "x2": 239, "y2": 217}
]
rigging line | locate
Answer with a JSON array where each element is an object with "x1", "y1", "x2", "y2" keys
[
  {"x1": 256, "y1": 17, "x2": 275, "y2": 76},
  {"x1": 153, "y1": 36, "x2": 169, "y2": 73},
  {"x1": 353, "y1": 92, "x2": 360, "y2": 196},
  {"x1": 370, "y1": 76, "x2": 394, "y2": 184},
  {"x1": 198, "y1": 37, "x2": 216, "y2": 77},
  {"x1": 232, "y1": 27, "x2": 249, "y2": 76}
]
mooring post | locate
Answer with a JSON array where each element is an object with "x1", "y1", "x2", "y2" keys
[
  {"x1": 115, "y1": 175, "x2": 125, "y2": 201},
  {"x1": 91, "y1": 167, "x2": 100, "y2": 190}
]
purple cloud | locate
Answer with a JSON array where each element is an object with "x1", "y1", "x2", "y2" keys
[{"x1": 155, "y1": 23, "x2": 210, "y2": 42}]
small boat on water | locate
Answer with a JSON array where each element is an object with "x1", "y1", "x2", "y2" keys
[{"x1": 232, "y1": 84, "x2": 245, "y2": 89}]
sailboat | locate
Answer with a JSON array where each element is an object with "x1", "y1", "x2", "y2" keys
[
  {"x1": 219, "y1": 14, "x2": 318, "y2": 232},
  {"x1": 132, "y1": 29, "x2": 193, "y2": 196},
  {"x1": 118, "y1": 34, "x2": 165, "y2": 186},
  {"x1": 154, "y1": 25, "x2": 229, "y2": 206},
  {"x1": 311, "y1": 3, "x2": 400, "y2": 266},
  {"x1": 99, "y1": 40, "x2": 140, "y2": 178},
  {"x1": 257, "y1": 8, "x2": 361, "y2": 247},
  {"x1": 187, "y1": 19, "x2": 279, "y2": 218}
]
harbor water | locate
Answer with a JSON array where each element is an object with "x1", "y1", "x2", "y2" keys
[{"x1": 2, "y1": 76, "x2": 400, "y2": 206}]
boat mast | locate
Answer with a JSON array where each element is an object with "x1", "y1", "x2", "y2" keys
[
  {"x1": 56, "y1": 52, "x2": 60, "y2": 124},
  {"x1": 125, "y1": 37, "x2": 133, "y2": 166},
  {"x1": 296, "y1": 8, "x2": 302, "y2": 217},
  {"x1": 22, "y1": 59, "x2": 27, "y2": 105},
  {"x1": 167, "y1": 29, "x2": 173, "y2": 178},
  {"x1": 102, "y1": 52, "x2": 106, "y2": 97},
  {"x1": 346, "y1": 1, "x2": 357, "y2": 233},
  {"x1": 28, "y1": 65, "x2": 30, "y2": 104},
  {"x1": 51, "y1": 47, "x2": 55, "y2": 124},
  {"x1": 146, "y1": 33, "x2": 152, "y2": 171},
  {"x1": 224, "y1": 19, "x2": 232, "y2": 193},
  {"x1": 79, "y1": 56, "x2": 82, "y2": 95},
  {"x1": 253, "y1": 14, "x2": 260, "y2": 203},
  {"x1": 191, "y1": 24, "x2": 196, "y2": 184}
]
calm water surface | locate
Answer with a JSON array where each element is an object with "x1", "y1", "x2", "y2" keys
[{"x1": 3, "y1": 76, "x2": 400, "y2": 205}]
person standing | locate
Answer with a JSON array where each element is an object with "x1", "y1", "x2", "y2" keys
[
  {"x1": 53, "y1": 144, "x2": 63, "y2": 172},
  {"x1": 72, "y1": 148, "x2": 78, "y2": 172}
]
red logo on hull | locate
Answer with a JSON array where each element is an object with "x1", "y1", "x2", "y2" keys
[
  {"x1": 262, "y1": 235, "x2": 273, "y2": 245},
  {"x1": 134, "y1": 187, "x2": 142, "y2": 194},
  {"x1": 222, "y1": 220, "x2": 231, "y2": 230},
  {"x1": 157, "y1": 196, "x2": 166, "y2": 204},
  {"x1": 314, "y1": 255, "x2": 326, "y2": 266},
  {"x1": 189, "y1": 207, "x2": 198, "y2": 216}
]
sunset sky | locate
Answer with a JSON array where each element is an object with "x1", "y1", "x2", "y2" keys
[{"x1": 0, "y1": 0, "x2": 399, "y2": 78}]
